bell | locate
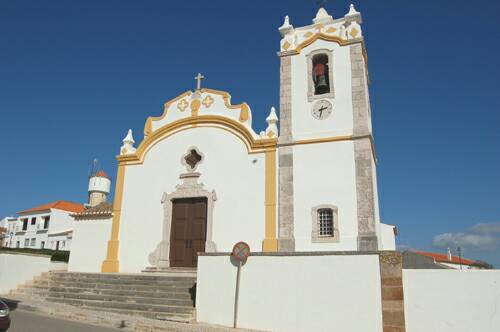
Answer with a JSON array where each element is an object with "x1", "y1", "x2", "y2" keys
[{"x1": 316, "y1": 74, "x2": 328, "y2": 88}]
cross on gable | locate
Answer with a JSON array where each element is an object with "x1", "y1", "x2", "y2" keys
[{"x1": 195, "y1": 73, "x2": 205, "y2": 90}]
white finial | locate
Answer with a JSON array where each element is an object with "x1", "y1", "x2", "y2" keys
[
  {"x1": 346, "y1": 4, "x2": 359, "y2": 16},
  {"x1": 313, "y1": 7, "x2": 333, "y2": 24},
  {"x1": 265, "y1": 107, "x2": 279, "y2": 138},
  {"x1": 278, "y1": 15, "x2": 294, "y2": 37},
  {"x1": 120, "y1": 129, "x2": 136, "y2": 155}
]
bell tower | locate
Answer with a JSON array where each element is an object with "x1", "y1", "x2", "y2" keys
[{"x1": 276, "y1": 5, "x2": 382, "y2": 251}]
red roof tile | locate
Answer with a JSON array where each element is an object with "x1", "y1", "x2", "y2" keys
[
  {"x1": 413, "y1": 251, "x2": 477, "y2": 266},
  {"x1": 18, "y1": 200, "x2": 85, "y2": 215},
  {"x1": 96, "y1": 170, "x2": 109, "y2": 178}
]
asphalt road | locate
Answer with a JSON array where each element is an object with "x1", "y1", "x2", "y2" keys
[{"x1": 8, "y1": 310, "x2": 122, "y2": 332}]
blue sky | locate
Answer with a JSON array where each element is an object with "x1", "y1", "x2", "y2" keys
[{"x1": 1, "y1": 0, "x2": 499, "y2": 266}]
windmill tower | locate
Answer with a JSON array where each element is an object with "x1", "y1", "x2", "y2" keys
[{"x1": 88, "y1": 159, "x2": 111, "y2": 207}]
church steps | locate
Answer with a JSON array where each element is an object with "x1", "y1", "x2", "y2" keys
[
  {"x1": 9, "y1": 271, "x2": 198, "y2": 322},
  {"x1": 46, "y1": 297, "x2": 195, "y2": 315},
  {"x1": 48, "y1": 286, "x2": 192, "y2": 299},
  {"x1": 48, "y1": 291, "x2": 194, "y2": 306},
  {"x1": 47, "y1": 281, "x2": 194, "y2": 292}
]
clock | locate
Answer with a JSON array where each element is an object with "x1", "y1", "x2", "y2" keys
[{"x1": 312, "y1": 100, "x2": 332, "y2": 120}]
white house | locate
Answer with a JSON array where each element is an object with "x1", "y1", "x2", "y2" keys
[{"x1": 7, "y1": 201, "x2": 84, "y2": 251}]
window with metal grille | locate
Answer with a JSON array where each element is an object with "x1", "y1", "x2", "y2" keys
[{"x1": 318, "y1": 208, "x2": 334, "y2": 237}]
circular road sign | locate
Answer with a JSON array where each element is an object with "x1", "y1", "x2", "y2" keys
[{"x1": 232, "y1": 241, "x2": 251, "y2": 261}]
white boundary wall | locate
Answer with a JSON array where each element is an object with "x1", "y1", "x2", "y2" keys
[
  {"x1": 0, "y1": 252, "x2": 51, "y2": 294},
  {"x1": 404, "y1": 270, "x2": 500, "y2": 332},
  {"x1": 197, "y1": 254, "x2": 383, "y2": 332},
  {"x1": 68, "y1": 220, "x2": 112, "y2": 272}
]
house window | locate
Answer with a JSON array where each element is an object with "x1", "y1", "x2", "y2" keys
[
  {"x1": 16, "y1": 241, "x2": 20, "y2": 248},
  {"x1": 41, "y1": 241, "x2": 45, "y2": 249},
  {"x1": 31, "y1": 217, "x2": 36, "y2": 225},
  {"x1": 30, "y1": 238, "x2": 36, "y2": 247},
  {"x1": 43, "y1": 216, "x2": 50, "y2": 229},
  {"x1": 318, "y1": 209, "x2": 334, "y2": 237},
  {"x1": 311, "y1": 205, "x2": 339, "y2": 243},
  {"x1": 24, "y1": 238, "x2": 29, "y2": 247},
  {"x1": 22, "y1": 219, "x2": 28, "y2": 231}
]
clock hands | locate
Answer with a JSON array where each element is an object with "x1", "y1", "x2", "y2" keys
[{"x1": 318, "y1": 105, "x2": 327, "y2": 118}]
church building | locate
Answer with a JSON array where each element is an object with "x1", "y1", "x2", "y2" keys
[{"x1": 71, "y1": 4, "x2": 396, "y2": 274}]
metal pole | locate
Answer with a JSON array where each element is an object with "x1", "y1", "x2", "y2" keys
[{"x1": 233, "y1": 260, "x2": 242, "y2": 328}]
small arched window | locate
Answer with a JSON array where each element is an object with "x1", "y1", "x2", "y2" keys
[{"x1": 312, "y1": 53, "x2": 330, "y2": 95}]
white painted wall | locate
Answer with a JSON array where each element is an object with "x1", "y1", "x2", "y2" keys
[
  {"x1": 8, "y1": 208, "x2": 76, "y2": 250},
  {"x1": 380, "y1": 223, "x2": 396, "y2": 250},
  {"x1": 293, "y1": 140, "x2": 359, "y2": 250},
  {"x1": 290, "y1": 40, "x2": 354, "y2": 140},
  {"x1": 0, "y1": 252, "x2": 51, "y2": 294},
  {"x1": 403, "y1": 270, "x2": 500, "y2": 332},
  {"x1": 197, "y1": 254, "x2": 383, "y2": 332},
  {"x1": 119, "y1": 127, "x2": 266, "y2": 273},
  {"x1": 68, "y1": 219, "x2": 112, "y2": 272}
]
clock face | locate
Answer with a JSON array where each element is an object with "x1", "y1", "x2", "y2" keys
[{"x1": 312, "y1": 100, "x2": 333, "y2": 120}]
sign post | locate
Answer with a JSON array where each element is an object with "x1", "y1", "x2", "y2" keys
[{"x1": 231, "y1": 241, "x2": 250, "y2": 329}]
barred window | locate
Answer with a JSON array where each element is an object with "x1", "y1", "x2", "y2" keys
[{"x1": 318, "y1": 209, "x2": 334, "y2": 237}]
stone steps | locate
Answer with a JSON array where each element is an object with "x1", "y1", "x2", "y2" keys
[
  {"x1": 48, "y1": 291, "x2": 194, "y2": 306},
  {"x1": 47, "y1": 297, "x2": 195, "y2": 315},
  {"x1": 10, "y1": 270, "x2": 198, "y2": 323},
  {"x1": 48, "y1": 286, "x2": 192, "y2": 299}
]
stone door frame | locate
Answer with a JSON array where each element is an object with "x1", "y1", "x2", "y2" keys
[{"x1": 154, "y1": 172, "x2": 217, "y2": 269}]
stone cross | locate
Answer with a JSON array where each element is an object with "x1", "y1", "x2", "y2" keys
[{"x1": 195, "y1": 73, "x2": 205, "y2": 90}]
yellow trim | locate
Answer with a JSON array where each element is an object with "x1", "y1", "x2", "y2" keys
[
  {"x1": 145, "y1": 88, "x2": 251, "y2": 137},
  {"x1": 284, "y1": 135, "x2": 354, "y2": 147},
  {"x1": 101, "y1": 164, "x2": 126, "y2": 273},
  {"x1": 144, "y1": 91, "x2": 192, "y2": 136},
  {"x1": 262, "y1": 148, "x2": 278, "y2": 252},
  {"x1": 200, "y1": 88, "x2": 250, "y2": 122},
  {"x1": 295, "y1": 33, "x2": 357, "y2": 53},
  {"x1": 120, "y1": 115, "x2": 277, "y2": 165}
]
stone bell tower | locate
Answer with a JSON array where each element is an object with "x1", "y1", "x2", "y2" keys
[{"x1": 276, "y1": 5, "x2": 381, "y2": 251}]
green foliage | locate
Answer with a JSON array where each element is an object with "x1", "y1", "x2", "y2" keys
[{"x1": 0, "y1": 247, "x2": 70, "y2": 262}]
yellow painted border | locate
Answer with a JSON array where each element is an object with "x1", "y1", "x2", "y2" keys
[
  {"x1": 144, "y1": 88, "x2": 251, "y2": 136},
  {"x1": 101, "y1": 164, "x2": 126, "y2": 273},
  {"x1": 120, "y1": 115, "x2": 277, "y2": 166},
  {"x1": 262, "y1": 148, "x2": 278, "y2": 252}
]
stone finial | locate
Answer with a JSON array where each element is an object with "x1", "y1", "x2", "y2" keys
[
  {"x1": 313, "y1": 7, "x2": 333, "y2": 25},
  {"x1": 345, "y1": 3, "x2": 362, "y2": 23},
  {"x1": 347, "y1": 4, "x2": 359, "y2": 16},
  {"x1": 265, "y1": 106, "x2": 278, "y2": 138},
  {"x1": 278, "y1": 15, "x2": 294, "y2": 36},
  {"x1": 120, "y1": 129, "x2": 136, "y2": 155}
]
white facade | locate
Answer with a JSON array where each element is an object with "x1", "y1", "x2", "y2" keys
[
  {"x1": 91, "y1": 5, "x2": 395, "y2": 274},
  {"x1": 197, "y1": 254, "x2": 384, "y2": 332},
  {"x1": 404, "y1": 270, "x2": 500, "y2": 332},
  {"x1": 6, "y1": 206, "x2": 79, "y2": 251},
  {"x1": 68, "y1": 219, "x2": 112, "y2": 272}
]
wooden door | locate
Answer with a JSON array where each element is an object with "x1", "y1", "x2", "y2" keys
[{"x1": 170, "y1": 197, "x2": 208, "y2": 268}]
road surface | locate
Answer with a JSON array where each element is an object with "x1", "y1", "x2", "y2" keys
[{"x1": 8, "y1": 310, "x2": 121, "y2": 332}]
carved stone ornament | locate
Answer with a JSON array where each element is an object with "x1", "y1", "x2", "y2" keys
[{"x1": 379, "y1": 252, "x2": 402, "y2": 265}]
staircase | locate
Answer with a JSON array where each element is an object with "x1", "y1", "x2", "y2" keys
[
  {"x1": 10, "y1": 270, "x2": 197, "y2": 323},
  {"x1": 10, "y1": 271, "x2": 50, "y2": 299}
]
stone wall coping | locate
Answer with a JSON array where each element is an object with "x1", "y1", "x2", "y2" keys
[
  {"x1": 199, "y1": 250, "x2": 399, "y2": 257},
  {"x1": 0, "y1": 251, "x2": 52, "y2": 259}
]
